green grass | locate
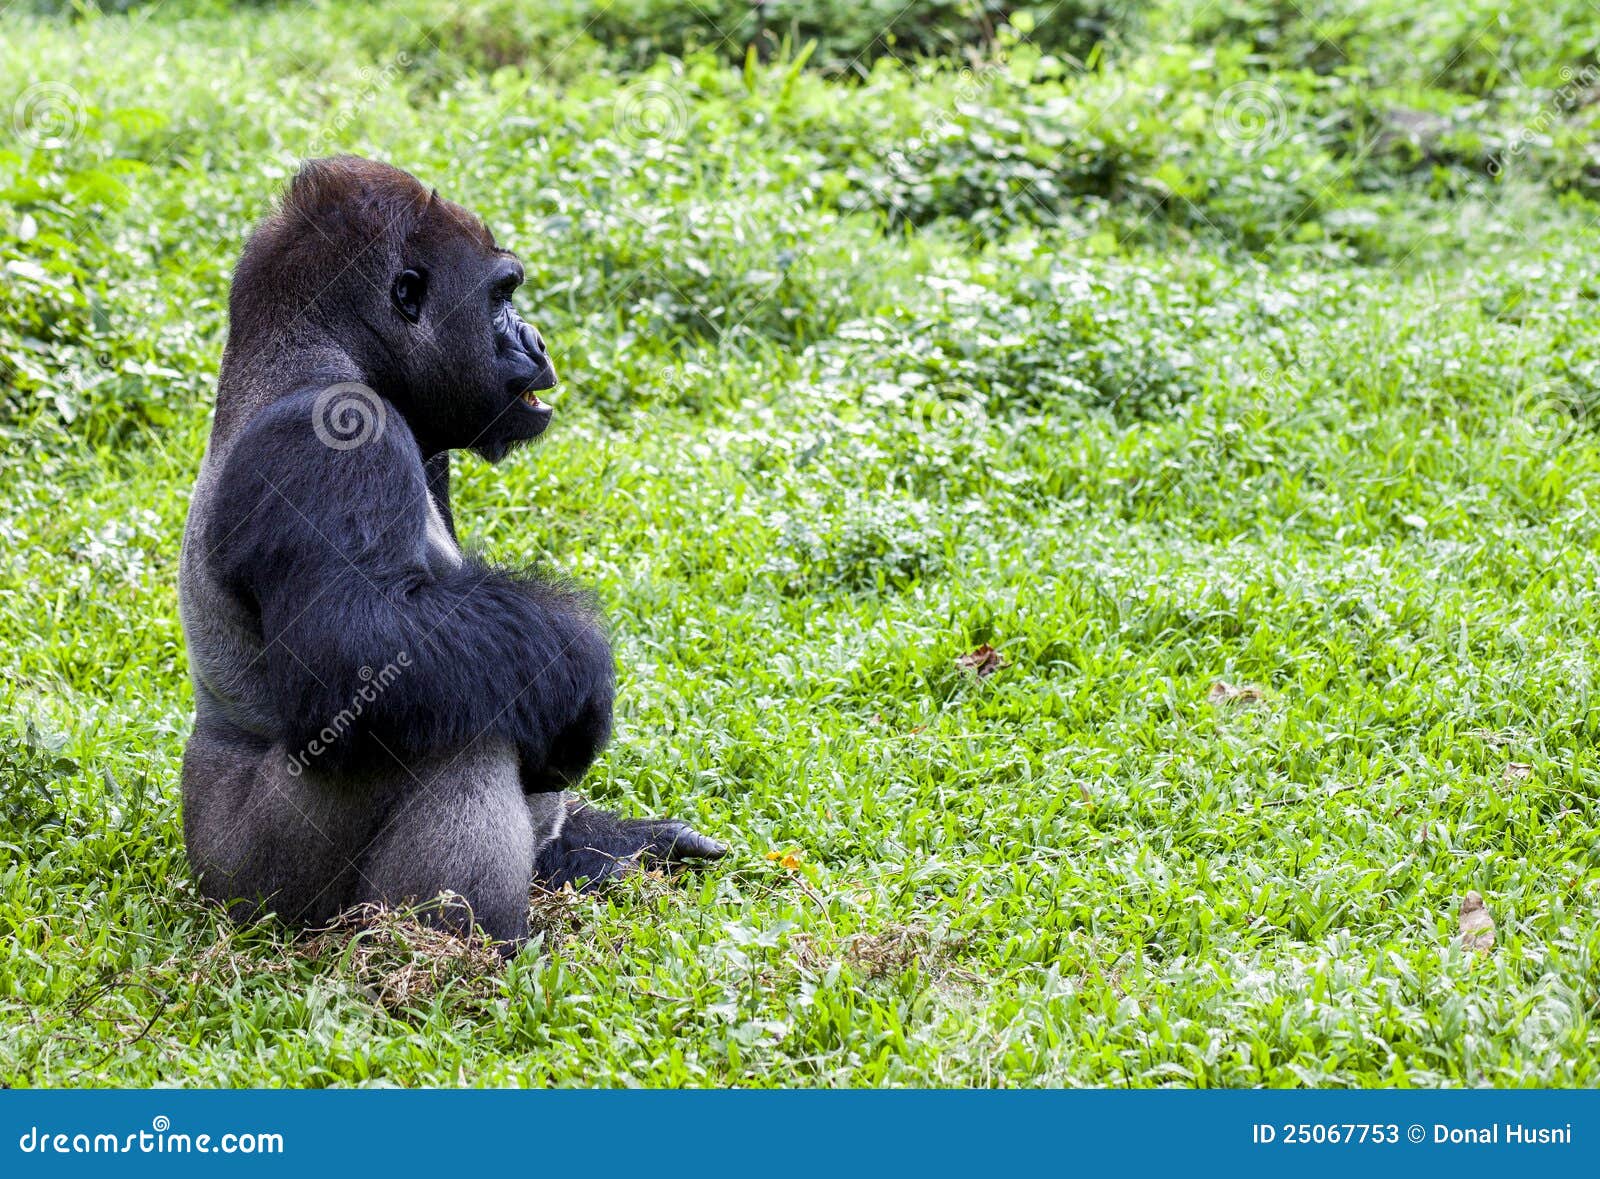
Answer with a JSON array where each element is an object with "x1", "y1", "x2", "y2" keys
[{"x1": 4, "y1": 0, "x2": 1600, "y2": 1086}]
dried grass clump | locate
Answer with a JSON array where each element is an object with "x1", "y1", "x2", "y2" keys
[
  {"x1": 844, "y1": 925, "x2": 930, "y2": 979},
  {"x1": 304, "y1": 897, "x2": 505, "y2": 1012}
]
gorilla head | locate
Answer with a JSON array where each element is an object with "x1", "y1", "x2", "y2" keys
[{"x1": 227, "y1": 156, "x2": 556, "y2": 461}]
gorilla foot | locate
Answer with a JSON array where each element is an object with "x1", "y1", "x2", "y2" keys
[{"x1": 534, "y1": 796, "x2": 727, "y2": 891}]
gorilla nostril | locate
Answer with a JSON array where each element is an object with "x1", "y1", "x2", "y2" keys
[{"x1": 519, "y1": 323, "x2": 546, "y2": 357}]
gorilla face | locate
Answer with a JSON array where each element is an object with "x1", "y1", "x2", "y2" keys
[{"x1": 384, "y1": 202, "x2": 558, "y2": 463}]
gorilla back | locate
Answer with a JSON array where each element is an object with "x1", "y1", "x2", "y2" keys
[{"x1": 179, "y1": 156, "x2": 723, "y2": 947}]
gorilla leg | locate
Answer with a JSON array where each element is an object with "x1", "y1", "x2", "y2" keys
[
  {"x1": 187, "y1": 713, "x2": 726, "y2": 943},
  {"x1": 187, "y1": 719, "x2": 554, "y2": 946},
  {"x1": 356, "y1": 738, "x2": 545, "y2": 946},
  {"x1": 535, "y1": 796, "x2": 727, "y2": 890},
  {"x1": 183, "y1": 717, "x2": 378, "y2": 929}
]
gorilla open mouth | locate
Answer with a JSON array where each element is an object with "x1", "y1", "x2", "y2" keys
[
  {"x1": 502, "y1": 371, "x2": 556, "y2": 450},
  {"x1": 486, "y1": 301, "x2": 557, "y2": 459},
  {"x1": 514, "y1": 373, "x2": 555, "y2": 416},
  {"x1": 506, "y1": 357, "x2": 557, "y2": 427}
]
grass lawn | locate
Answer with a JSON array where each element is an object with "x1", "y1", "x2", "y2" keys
[{"x1": 3, "y1": 0, "x2": 1600, "y2": 1086}]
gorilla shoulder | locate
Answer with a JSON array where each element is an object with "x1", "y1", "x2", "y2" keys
[{"x1": 204, "y1": 384, "x2": 431, "y2": 578}]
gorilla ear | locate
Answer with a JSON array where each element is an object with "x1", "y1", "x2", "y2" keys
[{"x1": 391, "y1": 269, "x2": 427, "y2": 323}]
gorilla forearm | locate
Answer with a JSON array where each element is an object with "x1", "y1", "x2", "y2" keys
[{"x1": 261, "y1": 562, "x2": 614, "y2": 774}]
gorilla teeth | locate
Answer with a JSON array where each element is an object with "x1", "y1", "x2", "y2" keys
[{"x1": 521, "y1": 391, "x2": 541, "y2": 406}]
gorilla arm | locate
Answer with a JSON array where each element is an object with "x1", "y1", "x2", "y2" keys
[{"x1": 207, "y1": 388, "x2": 612, "y2": 781}]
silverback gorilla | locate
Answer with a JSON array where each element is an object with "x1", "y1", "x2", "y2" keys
[{"x1": 178, "y1": 156, "x2": 725, "y2": 949}]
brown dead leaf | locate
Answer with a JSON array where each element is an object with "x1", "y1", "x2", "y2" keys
[
  {"x1": 1207, "y1": 680, "x2": 1265, "y2": 705},
  {"x1": 1458, "y1": 891, "x2": 1496, "y2": 953},
  {"x1": 844, "y1": 927, "x2": 926, "y2": 979},
  {"x1": 956, "y1": 644, "x2": 1007, "y2": 678},
  {"x1": 1504, "y1": 762, "x2": 1533, "y2": 783}
]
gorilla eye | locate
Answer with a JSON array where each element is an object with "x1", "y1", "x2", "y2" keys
[{"x1": 392, "y1": 269, "x2": 427, "y2": 323}]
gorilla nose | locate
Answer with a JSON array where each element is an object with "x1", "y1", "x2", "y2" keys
[
  {"x1": 507, "y1": 349, "x2": 558, "y2": 396},
  {"x1": 505, "y1": 318, "x2": 555, "y2": 397}
]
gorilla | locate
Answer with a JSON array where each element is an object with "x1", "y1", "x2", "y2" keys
[{"x1": 178, "y1": 156, "x2": 725, "y2": 949}]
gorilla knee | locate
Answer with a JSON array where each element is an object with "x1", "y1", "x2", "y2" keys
[{"x1": 356, "y1": 770, "x2": 537, "y2": 946}]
